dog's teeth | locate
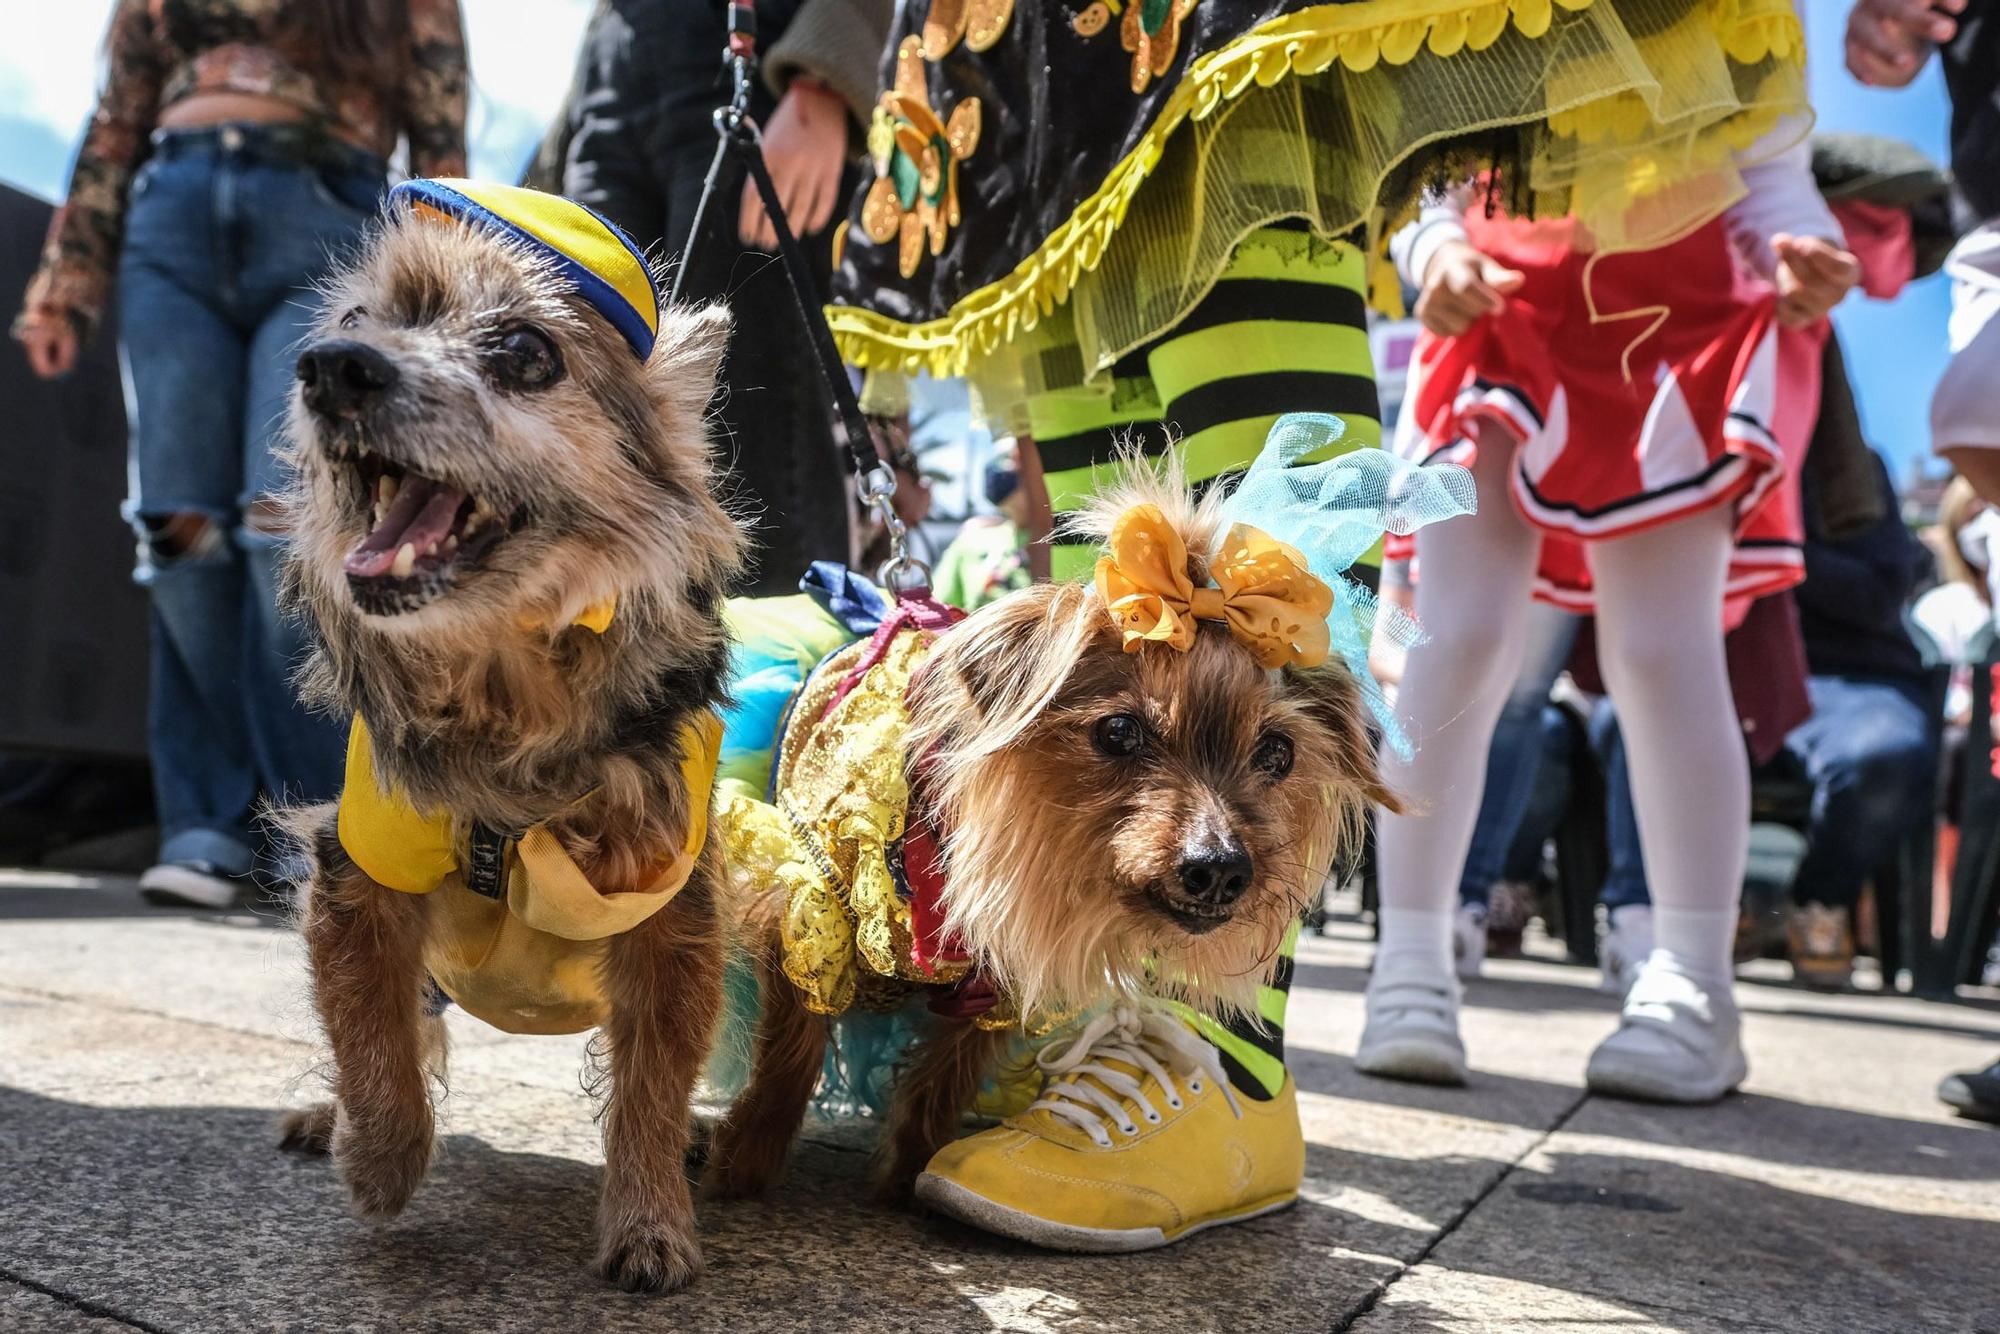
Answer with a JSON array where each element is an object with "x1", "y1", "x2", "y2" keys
[
  {"x1": 461, "y1": 511, "x2": 482, "y2": 536},
  {"x1": 377, "y1": 474, "x2": 399, "y2": 505},
  {"x1": 442, "y1": 535, "x2": 458, "y2": 553},
  {"x1": 372, "y1": 499, "x2": 388, "y2": 524},
  {"x1": 391, "y1": 543, "x2": 416, "y2": 578},
  {"x1": 423, "y1": 539, "x2": 439, "y2": 558},
  {"x1": 358, "y1": 443, "x2": 373, "y2": 459}
]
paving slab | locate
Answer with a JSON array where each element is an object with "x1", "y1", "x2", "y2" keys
[
  {"x1": 6, "y1": 876, "x2": 1998, "y2": 1333},
  {"x1": 0, "y1": 936, "x2": 1559, "y2": 1333},
  {"x1": 1351, "y1": 964, "x2": 2000, "y2": 1334}
]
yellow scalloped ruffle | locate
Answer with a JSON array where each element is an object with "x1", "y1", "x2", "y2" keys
[{"x1": 829, "y1": 0, "x2": 1806, "y2": 381}]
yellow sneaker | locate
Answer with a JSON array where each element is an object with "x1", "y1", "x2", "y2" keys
[{"x1": 914, "y1": 1005, "x2": 1304, "y2": 1252}]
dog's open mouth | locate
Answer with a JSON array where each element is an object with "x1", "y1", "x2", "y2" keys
[
  {"x1": 1145, "y1": 888, "x2": 1234, "y2": 936},
  {"x1": 342, "y1": 447, "x2": 511, "y2": 614}
]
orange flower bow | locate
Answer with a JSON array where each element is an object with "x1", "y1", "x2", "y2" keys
[{"x1": 1094, "y1": 504, "x2": 1335, "y2": 670}]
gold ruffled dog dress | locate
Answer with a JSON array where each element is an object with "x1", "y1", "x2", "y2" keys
[{"x1": 720, "y1": 598, "x2": 1008, "y2": 1023}]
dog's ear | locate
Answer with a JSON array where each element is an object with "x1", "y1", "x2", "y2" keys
[
  {"x1": 1282, "y1": 663, "x2": 1400, "y2": 814},
  {"x1": 646, "y1": 302, "x2": 732, "y2": 410},
  {"x1": 908, "y1": 581, "x2": 1108, "y2": 760}
]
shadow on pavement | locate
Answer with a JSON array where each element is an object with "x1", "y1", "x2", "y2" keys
[{"x1": 1362, "y1": 1145, "x2": 2000, "y2": 1333}]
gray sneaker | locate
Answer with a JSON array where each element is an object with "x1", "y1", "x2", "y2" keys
[
  {"x1": 1586, "y1": 958, "x2": 1746, "y2": 1104},
  {"x1": 139, "y1": 861, "x2": 240, "y2": 909}
]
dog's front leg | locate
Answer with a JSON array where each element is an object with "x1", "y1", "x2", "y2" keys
[
  {"x1": 296, "y1": 821, "x2": 441, "y2": 1218},
  {"x1": 878, "y1": 1018, "x2": 1011, "y2": 1204},
  {"x1": 593, "y1": 857, "x2": 724, "y2": 1293}
]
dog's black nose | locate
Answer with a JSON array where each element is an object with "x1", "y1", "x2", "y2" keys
[
  {"x1": 1178, "y1": 844, "x2": 1253, "y2": 905},
  {"x1": 297, "y1": 340, "x2": 398, "y2": 417}
]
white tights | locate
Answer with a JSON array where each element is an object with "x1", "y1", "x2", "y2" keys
[{"x1": 1375, "y1": 424, "x2": 1747, "y2": 987}]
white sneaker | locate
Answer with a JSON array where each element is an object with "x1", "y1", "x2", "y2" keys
[
  {"x1": 1585, "y1": 955, "x2": 1746, "y2": 1103},
  {"x1": 139, "y1": 861, "x2": 240, "y2": 909},
  {"x1": 1597, "y1": 905, "x2": 1655, "y2": 996},
  {"x1": 1453, "y1": 904, "x2": 1488, "y2": 980},
  {"x1": 1356, "y1": 968, "x2": 1467, "y2": 1085}
]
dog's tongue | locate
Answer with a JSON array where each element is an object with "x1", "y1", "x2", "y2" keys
[{"x1": 344, "y1": 474, "x2": 466, "y2": 578}]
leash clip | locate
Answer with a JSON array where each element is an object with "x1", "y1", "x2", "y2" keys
[
  {"x1": 860, "y1": 463, "x2": 931, "y2": 592},
  {"x1": 717, "y1": 39, "x2": 756, "y2": 136}
]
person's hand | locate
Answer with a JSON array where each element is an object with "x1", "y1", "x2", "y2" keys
[
  {"x1": 739, "y1": 78, "x2": 849, "y2": 250},
  {"x1": 1414, "y1": 239, "x2": 1524, "y2": 337},
  {"x1": 14, "y1": 314, "x2": 78, "y2": 379},
  {"x1": 1773, "y1": 234, "x2": 1862, "y2": 328},
  {"x1": 1845, "y1": 0, "x2": 1962, "y2": 87}
]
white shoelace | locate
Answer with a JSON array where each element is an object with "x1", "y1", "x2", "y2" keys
[{"x1": 1027, "y1": 1004, "x2": 1242, "y2": 1150}]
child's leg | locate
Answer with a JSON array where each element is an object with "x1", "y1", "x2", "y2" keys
[
  {"x1": 914, "y1": 229, "x2": 1380, "y2": 1244},
  {"x1": 1587, "y1": 505, "x2": 1744, "y2": 979},
  {"x1": 1584, "y1": 504, "x2": 1750, "y2": 1101},
  {"x1": 1359, "y1": 423, "x2": 1541, "y2": 1082},
  {"x1": 1179, "y1": 921, "x2": 1296, "y2": 1100},
  {"x1": 1146, "y1": 229, "x2": 1379, "y2": 1098}
]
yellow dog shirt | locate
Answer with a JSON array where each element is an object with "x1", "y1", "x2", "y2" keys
[{"x1": 337, "y1": 708, "x2": 722, "y2": 1036}]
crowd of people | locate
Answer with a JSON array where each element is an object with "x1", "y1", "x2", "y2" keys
[{"x1": 9, "y1": 0, "x2": 2000, "y2": 1257}]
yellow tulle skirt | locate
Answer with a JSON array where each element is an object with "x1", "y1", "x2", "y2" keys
[{"x1": 828, "y1": 0, "x2": 1808, "y2": 432}]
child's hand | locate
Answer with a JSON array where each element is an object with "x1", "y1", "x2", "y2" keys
[
  {"x1": 1772, "y1": 234, "x2": 1862, "y2": 328},
  {"x1": 1414, "y1": 240, "x2": 1524, "y2": 337},
  {"x1": 1845, "y1": 0, "x2": 1962, "y2": 88}
]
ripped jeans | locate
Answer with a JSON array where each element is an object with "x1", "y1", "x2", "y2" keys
[{"x1": 118, "y1": 126, "x2": 382, "y2": 874}]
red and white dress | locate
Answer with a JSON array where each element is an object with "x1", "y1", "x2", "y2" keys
[{"x1": 1391, "y1": 212, "x2": 1825, "y2": 627}]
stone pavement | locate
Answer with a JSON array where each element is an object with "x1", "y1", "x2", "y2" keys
[{"x1": 3, "y1": 870, "x2": 1998, "y2": 1334}]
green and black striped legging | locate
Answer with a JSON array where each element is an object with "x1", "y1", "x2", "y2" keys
[{"x1": 1027, "y1": 225, "x2": 1381, "y2": 1100}]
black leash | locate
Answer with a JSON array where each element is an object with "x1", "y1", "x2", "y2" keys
[{"x1": 673, "y1": 8, "x2": 925, "y2": 590}]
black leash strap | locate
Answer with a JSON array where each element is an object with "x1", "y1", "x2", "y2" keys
[{"x1": 673, "y1": 12, "x2": 928, "y2": 591}]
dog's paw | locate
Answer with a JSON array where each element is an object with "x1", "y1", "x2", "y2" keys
[
  {"x1": 277, "y1": 1102, "x2": 337, "y2": 1156},
  {"x1": 872, "y1": 1142, "x2": 931, "y2": 1209},
  {"x1": 700, "y1": 1122, "x2": 787, "y2": 1200},
  {"x1": 594, "y1": 1221, "x2": 704, "y2": 1294},
  {"x1": 332, "y1": 1113, "x2": 434, "y2": 1219},
  {"x1": 872, "y1": 1166, "x2": 921, "y2": 1210}
]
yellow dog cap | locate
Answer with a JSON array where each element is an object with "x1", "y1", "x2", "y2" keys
[{"x1": 390, "y1": 179, "x2": 661, "y2": 361}]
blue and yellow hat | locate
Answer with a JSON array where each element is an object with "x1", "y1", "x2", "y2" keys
[{"x1": 389, "y1": 179, "x2": 661, "y2": 361}]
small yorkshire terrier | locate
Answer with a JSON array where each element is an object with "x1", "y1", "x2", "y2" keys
[
  {"x1": 274, "y1": 181, "x2": 743, "y2": 1292},
  {"x1": 706, "y1": 458, "x2": 1396, "y2": 1200}
]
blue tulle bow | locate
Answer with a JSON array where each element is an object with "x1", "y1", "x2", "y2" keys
[{"x1": 1217, "y1": 414, "x2": 1477, "y2": 759}]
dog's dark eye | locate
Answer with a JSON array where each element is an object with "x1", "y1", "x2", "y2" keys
[
  {"x1": 1252, "y1": 731, "x2": 1295, "y2": 780},
  {"x1": 491, "y1": 325, "x2": 563, "y2": 390},
  {"x1": 339, "y1": 307, "x2": 365, "y2": 329},
  {"x1": 1094, "y1": 713, "x2": 1145, "y2": 758}
]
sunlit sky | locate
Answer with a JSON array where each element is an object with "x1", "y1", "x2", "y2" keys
[{"x1": 0, "y1": 2, "x2": 1961, "y2": 481}]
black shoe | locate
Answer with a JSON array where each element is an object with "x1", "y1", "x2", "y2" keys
[{"x1": 1938, "y1": 1057, "x2": 2000, "y2": 1123}]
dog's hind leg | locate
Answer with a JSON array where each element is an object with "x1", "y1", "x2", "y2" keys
[
  {"x1": 877, "y1": 1019, "x2": 1010, "y2": 1204},
  {"x1": 282, "y1": 1009, "x2": 447, "y2": 1158},
  {"x1": 296, "y1": 814, "x2": 440, "y2": 1218},
  {"x1": 278, "y1": 1100, "x2": 336, "y2": 1155},
  {"x1": 704, "y1": 909, "x2": 827, "y2": 1199},
  {"x1": 593, "y1": 854, "x2": 725, "y2": 1293}
]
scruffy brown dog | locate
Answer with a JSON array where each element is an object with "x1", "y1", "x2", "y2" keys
[
  {"x1": 707, "y1": 465, "x2": 1395, "y2": 1199},
  {"x1": 273, "y1": 181, "x2": 743, "y2": 1292}
]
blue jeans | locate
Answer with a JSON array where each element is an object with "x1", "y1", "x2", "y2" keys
[
  {"x1": 1588, "y1": 674, "x2": 1936, "y2": 912},
  {"x1": 1461, "y1": 605, "x2": 1580, "y2": 907},
  {"x1": 1785, "y1": 674, "x2": 1937, "y2": 908},
  {"x1": 1589, "y1": 701, "x2": 1651, "y2": 912},
  {"x1": 117, "y1": 126, "x2": 381, "y2": 874}
]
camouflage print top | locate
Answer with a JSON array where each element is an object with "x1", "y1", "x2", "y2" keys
[{"x1": 22, "y1": 0, "x2": 469, "y2": 339}]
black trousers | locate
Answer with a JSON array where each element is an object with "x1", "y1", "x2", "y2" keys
[{"x1": 563, "y1": 0, "x2": 853, "y2": 595}]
